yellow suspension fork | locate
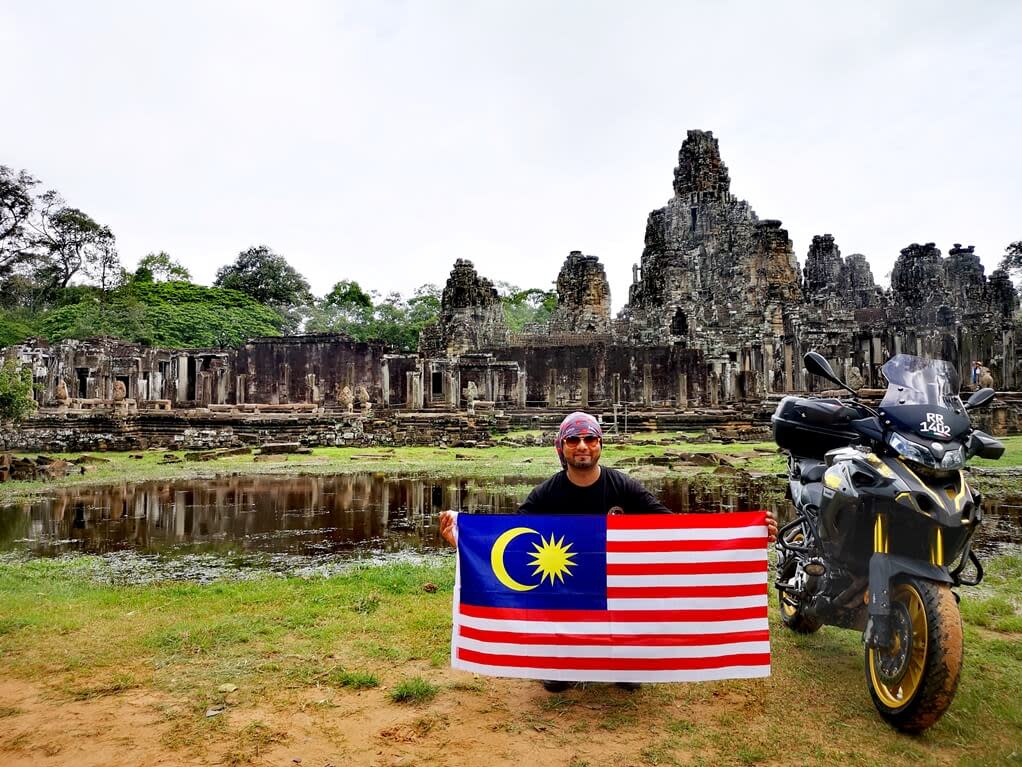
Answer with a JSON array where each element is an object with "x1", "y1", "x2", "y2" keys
[
  {"x1": 873, "y1": 514, "x2": 889, "y2": 555},
  {"x1": 930, "y1": 527, "x2": 944, "y2": 567},
  {"x1": 865, "y1": 513, "x2": 893, "y2": 648}
]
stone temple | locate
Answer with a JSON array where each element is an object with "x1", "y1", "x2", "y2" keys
[{"x1": 4, "y1": 130, "x2": 1019, "y2": 449}]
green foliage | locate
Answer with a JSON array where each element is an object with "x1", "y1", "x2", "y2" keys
[
  {"x1": 134, "y1": 251, "x2": 191, "y2": 283},
  {"x1": 323, "y1": 280, "x2": 372, "y2": 310},
  {"x1": 325, "y1": 668, "x2": 379, "y2": 689},
  {"x1": 35, "y1": 202, "x2": 117, "y2": 292},
  {"x1": 38, "y1": 281, "x2": 283, "y2": 347},
  {"x1": 305, "y1": 282, "x2": 441, "y2": 352},
  {"x1": 0, "y1": 308, "x2": 40, "y2": 346},
  {"x1": 1000, "y1": 240, "x2": 1022, "y2": 276},
  {"x1": 0, "y1": 357, "x2": 35, "y2": 423},
  {"x1": 389, "y1": 676, "x2": 438, "y2": 703},
  {"x1": 213, "y1": 245, "x2": 312, "y2": 309},
  {"x1": 0, "y1": 166, "x2": 39, "y2": 279},
  {"x1": 498, "y1": 283, "x2": 557, "y2": 332}
]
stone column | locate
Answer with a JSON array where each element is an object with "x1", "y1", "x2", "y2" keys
[
  {"x1": 445, "y1": 371, "x2": 456, "y2": 408},
  {"x1": 784, "y1": 343, "x2": 793, "y2": 392},
  {"x1": 1004, "y1": 329, "x2": 1016, "y2": 390},
  {"x1": 176, "y1": 354, "x2": 189, "y2": 404},
  {"x1": 677, "y1": 373, "x2": 688, "y2": 409},
  {"x1": 406, "y1": 371, "x2": 419, "y2": 410},
  {"x1": 612, "y1": 373, "x2": 621, "y2": 404},
  {"x1": 547, "y1": 369, "x2": 558, "y2": 406},
  {"x1": 381, "y1": 360, "x2": 390, "y2": 406},
  {"x1": 578, "y1": 368, "x2": 589, "y2": 408},
  {"x1": 517, "y1": 371, "x2": 527, "y2": 408},
  {"x1": 642, "y1": 364, "x2": 653, "y2": 407}
]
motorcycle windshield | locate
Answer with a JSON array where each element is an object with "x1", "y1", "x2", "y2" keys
[{"x1": 879, "y1": 354, "x2": 961, "y2": 408}]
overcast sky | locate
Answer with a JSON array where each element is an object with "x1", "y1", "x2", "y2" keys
[{"x1": 2, "y1": 1, "x2": 1020, "y2": 311}]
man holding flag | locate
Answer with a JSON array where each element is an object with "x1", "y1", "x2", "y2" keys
[{"x1": 439, "y1": 412, "x2": 778, "y2": 692}]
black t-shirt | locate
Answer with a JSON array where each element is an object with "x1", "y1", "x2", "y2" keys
[{"x1": 517, "y1": 467, "x2": 671, "y2": 516}]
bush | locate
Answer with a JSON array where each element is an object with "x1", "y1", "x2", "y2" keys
[{"x1": 0, "y1": 358, "x2": 35, "y2": 422}]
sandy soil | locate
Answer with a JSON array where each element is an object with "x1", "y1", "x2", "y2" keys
[{"x1": 0, "y1": 670, "x2": 714, "y2": 767}]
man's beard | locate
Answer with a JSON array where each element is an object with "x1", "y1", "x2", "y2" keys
[{"x1": 567, "y1": 454, "x2": 597, "y2": 469}]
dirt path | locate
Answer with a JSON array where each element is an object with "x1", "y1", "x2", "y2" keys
[
  {"x1": 3, "y1": 671, "x2": 689, "y2": 767},
  {"x1": 2, "y1": 662, "x2": 985, "y2": 767}
]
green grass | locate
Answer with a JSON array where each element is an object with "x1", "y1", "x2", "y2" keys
[
  {"x1": 389, "y1": 676, "x2": 439, "y2": 703},
  {"x1": 2, "y1": 434, "x2": 1022, "y2": 764},
  {"x1": 0, "y1": 554, "x2": 1020, "y2": 764},
  {"x1": 325, "y1": 668, "x2": 379, "y2": 689}
]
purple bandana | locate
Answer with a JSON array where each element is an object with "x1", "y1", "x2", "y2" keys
[{"x1": 555, "y1": 411, "x2": 603, "y2": 469}]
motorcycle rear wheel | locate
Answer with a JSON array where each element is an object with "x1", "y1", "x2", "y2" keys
[
  {"x1": 864, "y1": 579, "x2": 963, "y2": 733},
  {"x1": 778, "y1": 527, "x2": 822, "y2": 634}
]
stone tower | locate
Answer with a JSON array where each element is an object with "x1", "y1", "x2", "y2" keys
[
  {"x1": 622, "y1": 130, "x2": 802, "y2": 390},
  {"x1": 418, "y1": 259, "x2": 508, "y2": 356},
  {"x1": 547, "y1": 251, "x2": 612, "y2": 334},
  {"x1": 891, "y1": 243, "x2": 947, "y2": 310}
]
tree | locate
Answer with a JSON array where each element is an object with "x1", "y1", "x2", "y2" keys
[
  {"x1": 999, "y1": 241, "x2": 1022, "y2": 280},
  {"x1": 498, "y1": 283, "x2": 557, "y2": 332},
  {"x1": 213, "y1": 246, "x2": 313, "y2": 307},
  {"x1": 133, "y1": 251, "x2": 191, "y2": 283},
  {"x1": 32, "y1": 196, "x2": 117, "y2": 293},
  {"x1": 0, "y1": 358, "x2": 35, "y2": 424},
  {"x1": 0, "y1": 166, "x2": 40, "y2": 280},
  {"x1": 305, "y1": 280, "x2": 374, "y2": 336},
  {"x1": 305, "y1": 282, "x2": 441, "y2": 351}
]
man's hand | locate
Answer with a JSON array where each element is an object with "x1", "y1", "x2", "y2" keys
[
  {"x1": 439, "y1": 510, "x2": 458, "y2": 548},
  {"x1": 765, "y1": 510, "x2": 778, "y2": 543}
]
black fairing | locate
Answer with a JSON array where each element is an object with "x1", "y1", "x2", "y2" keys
[{"x1": 879, "y1": 403, "x2": 971, "y2": 442}]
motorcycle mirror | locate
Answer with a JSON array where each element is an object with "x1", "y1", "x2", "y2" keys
[
  {"x1": 965, "y1": 387, "x2": 996, "y2": 411},
  {"x1": 968, "y1": 430, "x2": 1004, "y2": 459},
  {"x1": 804, "y1": 352, "x2": 858, "y2": 395}
]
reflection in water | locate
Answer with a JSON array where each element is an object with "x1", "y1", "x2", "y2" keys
[
  {"x1": 0, "y1": 475, "x2": 519, "y2": 557},
  {"x1": 0, "y1": 473, "x2": 1018, "y2": 560}
]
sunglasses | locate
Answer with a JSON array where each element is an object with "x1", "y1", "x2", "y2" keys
[{"x1": 563, "y1": 435, "x2": 601, "y2": 447}]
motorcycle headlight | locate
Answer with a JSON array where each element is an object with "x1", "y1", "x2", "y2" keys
[{"x1": 887, "y1": 432, "x2": 965, "y2": 471}]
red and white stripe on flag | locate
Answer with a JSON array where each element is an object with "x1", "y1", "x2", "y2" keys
[{"x1": 451, "y1": 511, "x2": 771, "y2": 683}]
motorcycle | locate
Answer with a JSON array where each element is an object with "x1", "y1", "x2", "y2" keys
[{"x1": 771, "y1": 352, "x2": 1004, "y2": 733}]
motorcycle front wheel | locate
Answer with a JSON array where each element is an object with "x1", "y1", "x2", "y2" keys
[{"x1": 864, "y1": 579, "x2": 963, "y2": 733}]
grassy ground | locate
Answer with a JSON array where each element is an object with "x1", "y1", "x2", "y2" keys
[
  {"x1": 2, "y1": 435, "x2": 1022, "y2": 764},
  {"x1": 0, "y1": 555, "x2": 1019, "y2": 765}
]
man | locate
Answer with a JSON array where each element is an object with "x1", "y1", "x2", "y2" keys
[{"x1": 439, "y1": 411, "x2": 778, "y2": 691}]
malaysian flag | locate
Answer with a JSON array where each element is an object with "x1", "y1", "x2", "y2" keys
[{"x1": 451, "y1": 511, "x2": 770, "y2": 683}]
